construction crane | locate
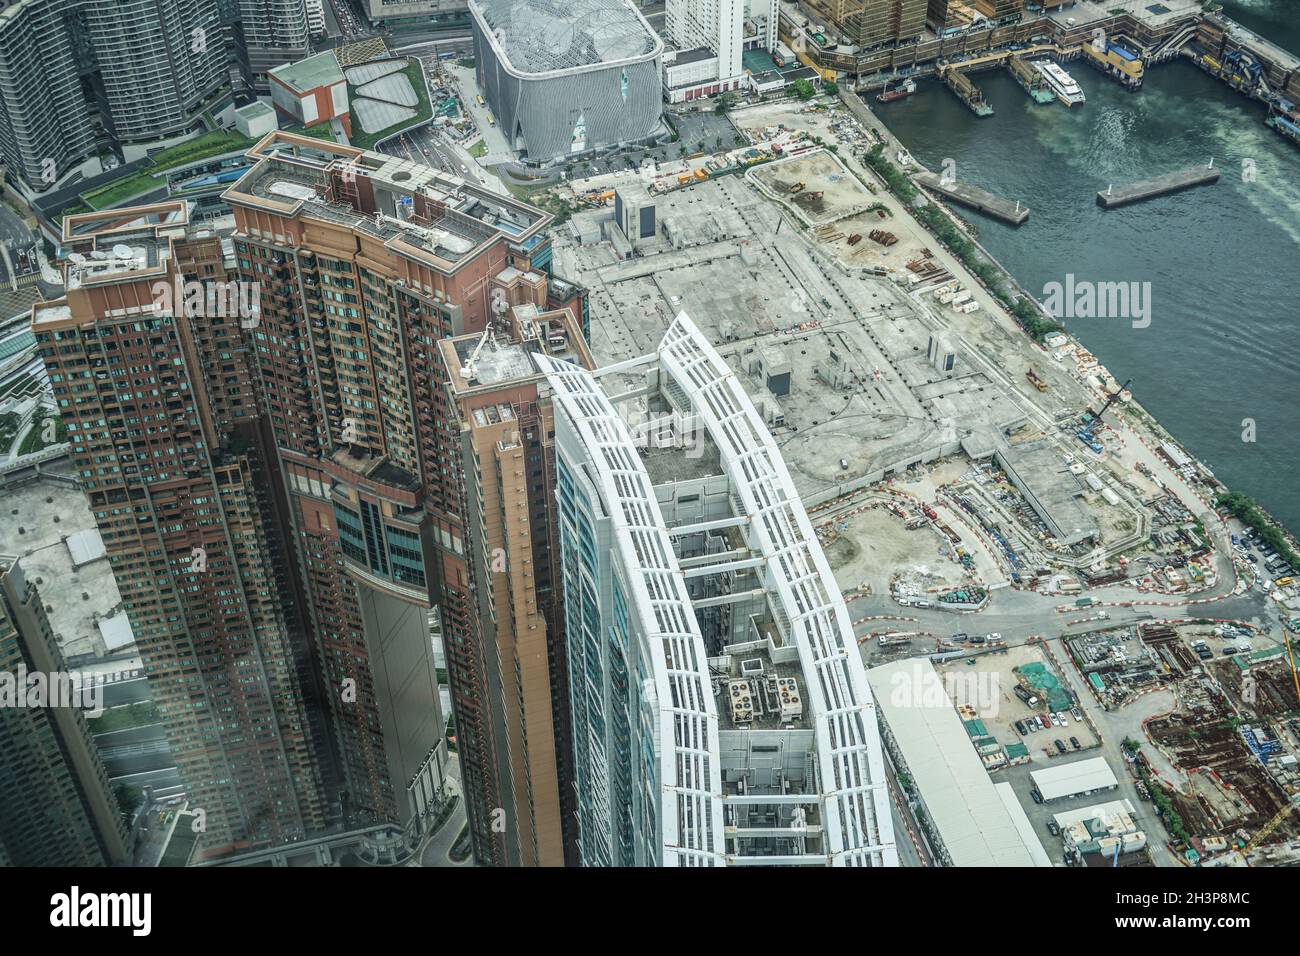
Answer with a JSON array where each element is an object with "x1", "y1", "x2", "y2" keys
[
  {"x1": 1088, "y1": 378, "x2": 1133, "y2": 424},
  {"x1": 457, "y1": 328, "x2": 494, "y2": 382},
  {"x1": 1242, "y1": 797, "x2": 1300, "y2": 858},
  {"x1": 1076, "y1": 378, "x2": 1133, "y2": 453}
]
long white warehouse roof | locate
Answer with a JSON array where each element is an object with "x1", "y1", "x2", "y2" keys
[
  {"x1": 866, "y1": 658, "x2": 1050, "y2": 867},
  {"x1": 1031, "y1": 757, "x2": 1119, "y2": 802}
]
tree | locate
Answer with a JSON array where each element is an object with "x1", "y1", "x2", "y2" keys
[
  {"x1": 791, "y1": 78, "x2": 816, "y2": 100},
  {"x1": 715, "y1": 91, "x2": 738, "y2": 114},
  {"x1": 822, "y1": 78, "x2": 839, "y2": 96}
]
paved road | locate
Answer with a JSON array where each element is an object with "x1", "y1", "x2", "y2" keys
[
  {"x1": 414, "y1": 756, "x2": 472, "y2": 867},
  {"x1": 0, "y1": 200, "x2": 34, "y2": 251}
]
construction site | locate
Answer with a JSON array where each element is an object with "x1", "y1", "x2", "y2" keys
[
  {"x1": 552, "y1": 88, "x2": 1262, "y2": 608},
  {"x1": 1141, "y1": 669, "x2": 1300, "y2": 865},
  {"x1": 1052, "y1": 614, "x2": 1300, "y2": 863}
]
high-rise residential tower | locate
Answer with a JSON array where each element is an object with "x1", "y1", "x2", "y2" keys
[
  {"x1": 438, "y1": 302, "x2": 594, "y2": 866},
  {"x1": 0, "y1": 0, "x2": 234, "y2": 189},
  {"x1": 538, "y1": 314, "x2": 898, "y2": 866},
  {"x1": 220, "y1": 132, "x2": 586, "y2": 863},
  {"x1": 80, "y1": 0, "x2": 231, "y2": 143},
  {"x1": 32, "y1": 201, "x2": 329, "y2": 856},
  {"x1": 0, "y1": 0, "x2": 96, "y2": 187},
  {"x1": 0, "y1": 556, "x2": 130, "y2": 866},
  {"x1": 237, "y1": 0, "x2": 312, "y2": 83}
]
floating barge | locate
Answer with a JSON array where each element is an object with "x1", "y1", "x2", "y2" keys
[
  {"x1": 1096, "y1": 164, "x2": 1221, "y2": 208},
  {"x1": 1008, "y1": 55, "x2": 1056, "y2": 104},
  {"x1": 942, "y1": 69, "x2": 994, "y2": 117}
]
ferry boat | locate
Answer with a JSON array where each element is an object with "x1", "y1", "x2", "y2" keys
[
  {"x1": 877, "y1": 77, "x2": 917, "y2": 103},
  {"x1": 1034, "y1": 60, "x2": 1086, "y2": 107}
]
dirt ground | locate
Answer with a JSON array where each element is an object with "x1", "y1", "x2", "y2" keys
[
  {"x1": 750, "y1": 149, "x2": 877, "y2": 226},
  {"x1": 823, "y1": 497, "x2": 969, "y2": 596}
]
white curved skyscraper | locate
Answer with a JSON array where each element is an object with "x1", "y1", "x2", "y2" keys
[{"x1": 539, "y1": 314, "x2": 898, "y2": 866}]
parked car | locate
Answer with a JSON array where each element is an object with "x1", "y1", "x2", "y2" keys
[
  {"x1": 1070, "y1": 736, "x2": 1081, "y2": 750},
  {"x1": 1054, "y1": 739, "x2": 1067, "y2": 754},
  {"x1": 1031, "y1": 789, "x2": 1043, "y2": 804},
  {"x1": 1038, "y1": 714, "x2": 1051, "y2": 730},
  {"x1": 1056, "y1": 711, "x2": 1070, "y2": 725},
  {"x1": 1070, "y1": 706, "x2": 1083, "y2": 721},
  {"x1": 1046, "y1": 820, "x2": 1061, "y2": 836}
]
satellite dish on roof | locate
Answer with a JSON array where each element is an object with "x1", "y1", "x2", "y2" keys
[
  {"x1": 111, "y1": 244, "x2": 133, "y2": 261},
  {"x1": 67, "y1": 252, "x2": 86, "y2": 265}
]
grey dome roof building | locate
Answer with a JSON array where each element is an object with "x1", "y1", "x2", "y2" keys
[{"x1": 470, "y1": 0, "x2": 665, "y2": 165}]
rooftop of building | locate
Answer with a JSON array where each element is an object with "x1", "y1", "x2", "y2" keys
[
  {"x1": 1030, "y1": 757, "x2": 1119, "y2": 801},
  {"x1": 470, "y1": 0, "x2": 662, "y2": 75},
  {"x1": 236, "y1": 101, "x2": 277, "y2": 121},
  {"x1": 225, "y1": 132, "x2": 551, "y2": 272},
  {"x1": 995, "y1": 438, "x2": 1099, "y2": 545},
  {"x1": 269, "y1": 50, "x2": 345, "y2": 93},
  {"x1": 444, "y1": 303, "x2": 591, "y2": 393},
  {"x1": 669, "y1": 46, "x2": 716, "y2": 67},
  {"x1": 0, "y1": 474, "x2": 129, "y2": 661},
  {"x1": 713, "y1": 645, "x2": 809, "y2": 732},
  {"x1": 327, "y1": 446, "x2": 422, "y2": 493},
  {"x1": 29, "y1": 201, "x2": 193, "y2": 305},
  {"x1": 865, "y1": 658, "x2": 1051, "y2": 867}
]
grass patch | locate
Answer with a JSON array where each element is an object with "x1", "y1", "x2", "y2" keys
[
  {"x1": 0, "y1": 411, "x2": 19, "y2": 449},
  {"x1": 16, "y1": 407, "x2": 64, "y2": 455},
  {"x1": 349, "y1": 59, "x2": 432, "y2": 151},
  {"x1": 286, "y1": 123, "x2": 338, "y2": 143},
  {"x1": 88, "y1": 701, "x2": 160, "y2": 734},
  {"x1": 82, "y1": 130, "x2": 256, "y2": 210},
  {"x1": 468, "y1": 138, "x2": 487, "y2": 158},
  {"x1": 503, "y1": 179, "x2": 572, "y2": 226}
]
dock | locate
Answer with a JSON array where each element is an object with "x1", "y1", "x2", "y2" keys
[
  {"x1": 941, "y1": 69, "x2": 994, "y2": 117},
  {"x1": 915, "y1": 171, "x2": 1029, "y2": 226},
  {"x1": 1096, "y1": 164, "x2": 1221, "y2": 209},
  {"x1": 1008, "y1": 55, "x2": 1056, "y2": 104}
]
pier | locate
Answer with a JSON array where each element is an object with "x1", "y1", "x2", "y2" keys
[
  {"x1": 914, "y1": 171, "x2": 1030, "y2": 226},
  {"x1": 1096, "y1": 164, "x2": 1221, "y2": 209}
]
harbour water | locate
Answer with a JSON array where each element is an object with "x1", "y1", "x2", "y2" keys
[{"x1": 875, "y1": 36, "x2": 1300, "y2": 534}]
